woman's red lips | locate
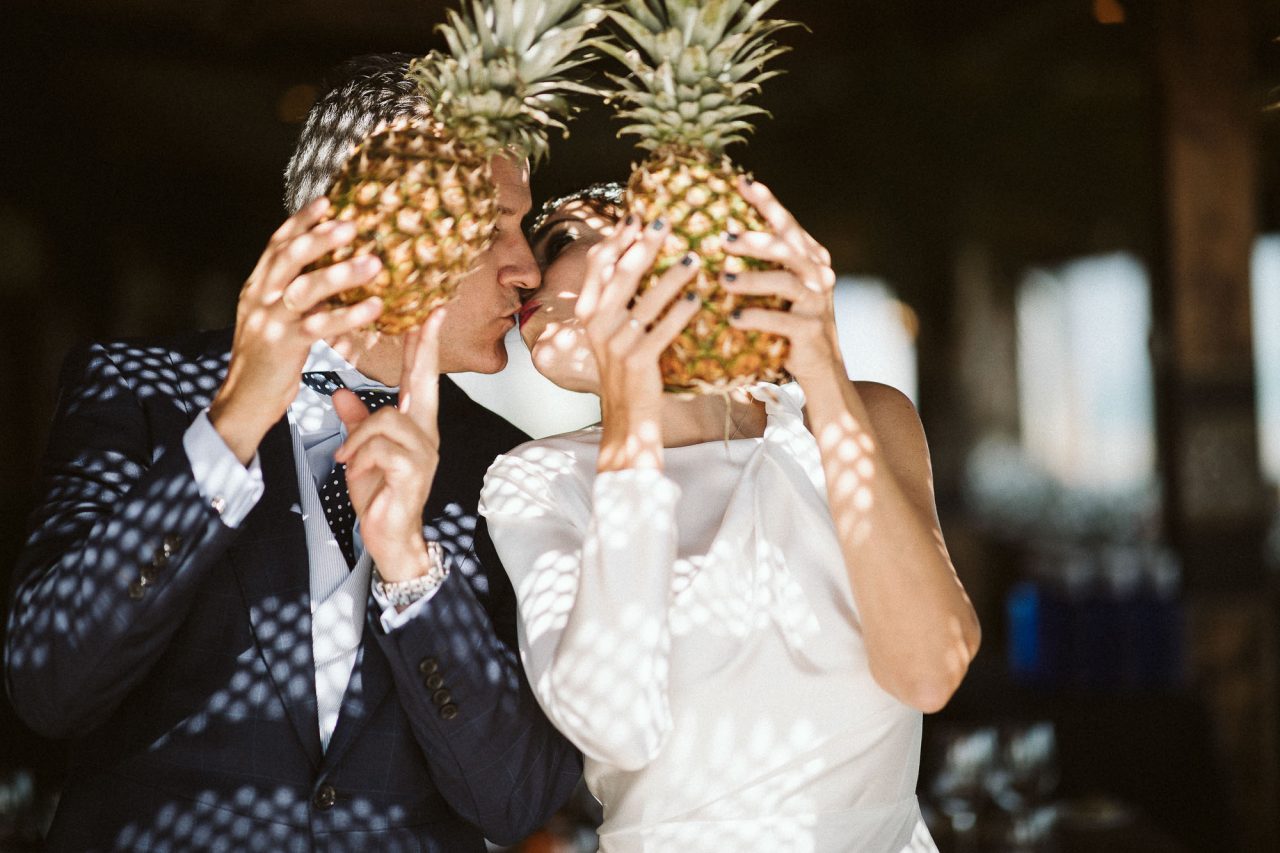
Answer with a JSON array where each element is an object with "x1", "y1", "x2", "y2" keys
[{"x1": 517, "y1": 300, "x2": 541, "y2": 328}]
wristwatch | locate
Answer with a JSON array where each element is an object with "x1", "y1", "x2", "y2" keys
[{"x1": 372, "y1": 540, "x2": 448, "y2": 607}]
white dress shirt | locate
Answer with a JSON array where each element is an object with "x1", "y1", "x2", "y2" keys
[
  {"x1": 182, "y1": 340, "x2": 441, "y2": 750},
  {"x1": 481, "y1": 382, "x2": 936, "y2": 852}
]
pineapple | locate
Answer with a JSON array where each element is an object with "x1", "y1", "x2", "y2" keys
[
  {"x1": 314, "y1": 0, "x2": 605, "y2": 334},
  {"x1": 602, "y1": 0, "x2": 799, "y2": 392}
]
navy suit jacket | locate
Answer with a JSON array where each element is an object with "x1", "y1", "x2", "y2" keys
[{"x1": 4, "y1": 329, "x2": 581, "y2": 852}]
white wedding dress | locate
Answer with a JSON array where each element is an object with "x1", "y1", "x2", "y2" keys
[{"x1": 480, "y1": 383, "x2": 938, "y2": 852}]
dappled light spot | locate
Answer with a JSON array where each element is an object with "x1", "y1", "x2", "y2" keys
[{"x1": 482, "y1": 382, "x2": 939, "y2": 848}]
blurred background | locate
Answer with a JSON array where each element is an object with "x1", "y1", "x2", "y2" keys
[{"x1": 2, "y1": 0, "x2": 1280, "y2": 850}]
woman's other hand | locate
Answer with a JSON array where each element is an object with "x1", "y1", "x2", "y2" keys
[{"x1": 721, "y1": 179, "x2": 844, "y2": 391}]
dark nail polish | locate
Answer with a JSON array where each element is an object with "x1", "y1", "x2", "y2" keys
[
  {"x1": 745, "y1": 176, "x2": 755, "y2": 185},
  {"x1": 724, "y1": 272, "x2": 738, "y2": 282},
  {"x1": 625, "y1": 214, "x2": 635, "y2": 226},
  {"x1": 731, "y1": 308, "x2": 742, "y2": 320},
  {"x1": 652, "y1": 218, "x2": 666, "y2": 231},
  {"x1": 685, "y1": 291, "x2": 698, "y2": 302},
  {"x1": 726, "y1": 231, "x2": 739, "y2": 243},
  {"x1": 681, "y1": 254, "x2": 694, "y2": 266}
]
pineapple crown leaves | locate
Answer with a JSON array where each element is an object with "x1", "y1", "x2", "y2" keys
[
  {"x1": 408, "y1": 0, "x2": 611, "y2": 165},
  {"x1": 599, "y1": 0, "x2": 801, "y2": 153}
]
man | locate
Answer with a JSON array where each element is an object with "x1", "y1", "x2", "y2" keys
[{"x1": 4, "y1": 54, "x2": 580, "y2": 851}]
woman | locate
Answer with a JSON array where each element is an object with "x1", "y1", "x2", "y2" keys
[{"x1": 479, "y1": 180, "x2": 980, "y2": 851}]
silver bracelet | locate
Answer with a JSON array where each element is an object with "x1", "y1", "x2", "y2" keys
[{"x1": 372, "y1": 541, "x2": 448, "y2": 607}]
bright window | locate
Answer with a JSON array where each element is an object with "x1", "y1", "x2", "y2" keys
[
  {"x1": 1252, "y1": 235, "x2": 1280, "y2": 485},
  {"x1": 1015, "y1": 253, "x2": 1156, "y2": 493}
]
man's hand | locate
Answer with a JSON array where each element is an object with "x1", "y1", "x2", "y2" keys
[
  {"x1": 209, "y1": 198, "x2": 385, "y2": 464},
  {"x1": 333, "y1": 309, "x2": 446, "y2": 581}
]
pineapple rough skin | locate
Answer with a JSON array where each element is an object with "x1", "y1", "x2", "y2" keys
[
  {"x1": 311, "y1": 118, "x2": 499, "y2": 335},
  {"x1": 627, "y1": 149, "x2": 790, "y2": 394}
]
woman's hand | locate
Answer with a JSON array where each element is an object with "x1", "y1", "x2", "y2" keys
[
  {"x1": 575, "y1": 216, "x2": 702, "y2": 471},
  {"x1": 721, "y1": 179, "x2": 845, "y2": 390},
  {"x1": 332, "y1": 309, "x2": 445, "y2": 581}
]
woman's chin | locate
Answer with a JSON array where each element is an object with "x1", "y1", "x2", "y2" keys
[{"x1": 529, "y1": 345, "x2": 598, "y2": 395}]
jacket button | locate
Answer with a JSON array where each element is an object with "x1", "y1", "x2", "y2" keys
[
  {"x1": 418, "y1": 657, "x2": 439, "y2": 676},
  {"x1": 313, "y1": 784, "x2": 337, "y2": 810},
  {"x1": 128, "y1": 578, "x2": 147, "y2": 600},
  {"x1": 440, "y1": 703, "x2": 459, "y2": 720},
  {"x1": 431, "y1": 688, "x2": 451, "y2": 707},
  {"x1": 424, "y1": 673, "x2": 444, "y2": 690}
]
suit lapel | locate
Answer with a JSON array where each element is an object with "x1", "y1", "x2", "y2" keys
[
  {"x1": 227, "y1": 417, "x2": 324, "y2": 770},
  {"x1": 321, "y1": 599, "x2": 395, "y2": 769}
]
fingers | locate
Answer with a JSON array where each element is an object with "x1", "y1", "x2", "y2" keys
[
  {"x1": 576, "y1": 216, "x2": 643, "y2": 321},
  {"x1": 720, "y1": 269, "x2": 812, "y2": 304},
  {"x1": 268, "y1": 197, "x2": 330, "y2": 248},
  {"x1": 738, "y1": 178, "x2": 832, "y2": 267},
  {"x1": 345, "y1": 435, "x2": 422, "y2": 486},
  {"x1": 641, "y1": 291, "x2": 702, "y2": 354},
  {"x1": 399, "y1": 308, "x2": 445, "y2": 429},
  {"x1": 298, "y1": 296, "x2": 384, "y2": 340},
  {"x1": 596, "y1": 219, "x2": 671, "y2": 318},
  {"x1": 724, "y1": 231, "x2": 835, "y2": 293},
  {"x1": 332, "y1": 388, "x2": 372, "y2": 431},
  {"x1": 336, "y1": 407, "x2": 435, "y2": 469},
  {"x1": 282, "y1": 254, "x2": 382, "y2": 314},
  {"x1": 729, "y1": 306, "x2": 815, "y2": 340},
  {"x1": 265, "y1": 220, "x2": 360, "y2": 297},
  {"x1": 629, "y1": 253, "x2": 700, "y2": 327}
]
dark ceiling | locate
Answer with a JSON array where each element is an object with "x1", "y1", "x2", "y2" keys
[{"x1": 2, "y1": 0, "x2": 1279, "y2": 330}]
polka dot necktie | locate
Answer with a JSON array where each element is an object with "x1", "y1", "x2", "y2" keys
[{"x1": 301, "y1": 371, "x2": 399, "y2": 569}]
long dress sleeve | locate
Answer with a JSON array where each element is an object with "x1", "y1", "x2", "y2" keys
[{"x1": 481, "y1": 448, "x2": 681, "y2": 771}]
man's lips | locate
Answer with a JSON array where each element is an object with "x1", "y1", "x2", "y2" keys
[{"x1": 517, "y1": 300, "x2": 541, "y2": 328}]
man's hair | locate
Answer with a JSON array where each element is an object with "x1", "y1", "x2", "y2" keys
[
  {"x1": 528, "y1": 182, "x2": 626, "y2": 244},
  {"x1": 283, "y1": 53, "x2": 431, "y2": 215}
]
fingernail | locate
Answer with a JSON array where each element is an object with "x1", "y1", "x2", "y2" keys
[
  {"x1": 681, "y1": 254, "x2": 694, "y2": 266},
  {"x1": 744, "y1": 176, "x2": 755, "y2": 186},
  {"x1": 725, "y1": 231, "x2": 739, "y2": 243},
  {"x1": 731, "y1": 308, "x2": 742, "y2": 320},
  {"x1": 359, "y1": 254, "x2": 381, "y2": 268},
  {"x1": 651, "y1": 218, "x2": 665, "y2": 231},
  {"x1": 624, "y1": 214, "x2": 635, "y2": 226},
  {"x1": 724, "y1": 272, "x2": 738, "y2": 283},
  {"x1": 685, "y1": 291, "x2": 697, "y2": 302}
]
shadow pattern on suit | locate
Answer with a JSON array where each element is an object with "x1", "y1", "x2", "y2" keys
[{"x1": 4, "y1": 330, "x2": 581, "y2": 852}]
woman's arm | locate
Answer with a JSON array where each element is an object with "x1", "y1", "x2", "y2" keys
[
  {"x1": 804, "y1": 376, "x2": 981, "y2": 712},
  {"x1": 481, "y1": 451, "x2": 681, "y2": 770},
  {"x1": 725, "y1": 179, "x2": 980, "y2": 712}
]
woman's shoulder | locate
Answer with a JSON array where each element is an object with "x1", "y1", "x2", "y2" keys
[
  {"x1": 500, "y1": 426, "x2": 603, "y2": 467},
  {"x1": 848, "y1": 380, "x2": 921, "y2": 426},
  {"x1": 481, "y1": 428, "x2": 601, "y2": 513}
]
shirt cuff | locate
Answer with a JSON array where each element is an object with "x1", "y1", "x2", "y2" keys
[
  {"x1": 182, "y1": 409, "x2": 265, "y2": 528},
  {"x1": 373, "y1": 578, "x2": 446, "y2": 633}
]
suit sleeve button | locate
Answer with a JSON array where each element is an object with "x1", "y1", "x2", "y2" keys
[
  {"x1": 418, "y1": 657, "x2": 439, "y2": 675},
  {"x1": 431, "y1": 689, "x2": 451, "y2": 707},
  {"x1": 128, "y1": 579, "x2": 147, "y2": 600},
  {"x1": 440, "y1": 704, "x2": 458, "y2": 720},
  {"x1": 425, "y1": 673, "x2": 444, "y2": 690},
  {"x1": 313, "y1": 784, "x2": 337, "y2": 810}
]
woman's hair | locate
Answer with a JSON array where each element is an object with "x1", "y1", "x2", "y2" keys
[{"x1": 528, "y1": 182, "x2": 625, "y2": 244}]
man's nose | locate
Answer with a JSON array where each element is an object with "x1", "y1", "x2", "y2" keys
[{"x1": 501, "y1": 238, "x2": 541, "y2": 296}]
